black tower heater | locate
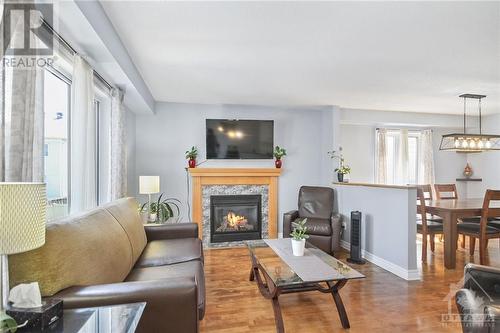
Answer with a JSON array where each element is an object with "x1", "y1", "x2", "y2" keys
[{"x1": 347, "y1": 211, "x2": 366, "y2": 264}]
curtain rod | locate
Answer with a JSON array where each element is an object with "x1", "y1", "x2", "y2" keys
[
  {"x1": 375, "y1": 127, "x2": 433, "y2": 132},
  {"x1": 41, "y1": 19, "x2": 114, "y2": 91}
]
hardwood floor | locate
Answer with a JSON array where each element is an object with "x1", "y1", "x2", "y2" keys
[{"x1": 200, "y1": 238, "x2": 500, "y2": 333}]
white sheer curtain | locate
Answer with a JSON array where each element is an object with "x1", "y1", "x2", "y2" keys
[
  {"x1": 397, "y1": 129, "x2": 409, "y2": 184},
  {"x1": 420, "y1": 129, "x2": 435, "y2": 185},
  {"x1": 70, "y1": 55, "x2": 96, "y2": 213},
  {"x1": 0, "y1": 10, "x2": 44, "y2": 182},
  {"x1": 109, "y1": 88, "x2": 127, "y2": 200},
  {"x1": 375, "y1": 128, "x2": 387, "y2": 184}
]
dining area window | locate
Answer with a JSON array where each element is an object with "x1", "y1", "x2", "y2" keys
[{"x1": 376, "y1": 128, "x2": 434, "y2": 186}]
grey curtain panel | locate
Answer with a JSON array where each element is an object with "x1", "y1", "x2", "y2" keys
[
  {"x1": 109, "y1": 88, "x2": 127, "y2": 200},
  {"x1": 0, "y1": 9, "x2": 44, "y2": 182}
]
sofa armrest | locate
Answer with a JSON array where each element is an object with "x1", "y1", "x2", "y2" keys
[
  {"x1": 283, "y1": 210, "x2": 299, "y2": 238},
  {"x1": 464, "y1": 264, "x2": 500, "y2": 295},
  {"x1": 145, "y1": 223, "x2": 199, "y2": 241},
  {"x1": 52, "y1": 278, "x2": 199, "y2": 333}
]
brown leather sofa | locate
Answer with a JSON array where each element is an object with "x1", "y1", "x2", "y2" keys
[
  {"x1": 283, "y1": 186, "x2": 341, "y2": 254},
  {"x1": 9, "y1": 197, "x2": 205, "y2": 333}
]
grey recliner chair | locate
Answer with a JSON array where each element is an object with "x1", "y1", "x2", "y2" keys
[
  {"x1": 455, "y1": 263, "x2": 500, "y2": 333},
  {"x1": 283, "y1": 186, "x2": 341, "y2": 255}
]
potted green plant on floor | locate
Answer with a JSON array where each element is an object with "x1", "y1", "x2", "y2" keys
[
  {"x1": 290, "y1": 218, "x2": 309, "y2": 256},
  {"x1": 140, "y1": 193, "x2": 181, "y2": 223},
  {"x1": 185, "y1": 146, "x2": 198, "y2": 168},
  {"x1": 273, "y1": 146, "x2": 287, "y2": 168}
]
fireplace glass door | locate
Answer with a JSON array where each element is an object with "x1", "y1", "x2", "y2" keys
[{"x1": 210, "y1": 194, "x2": 262, "y2": 243}]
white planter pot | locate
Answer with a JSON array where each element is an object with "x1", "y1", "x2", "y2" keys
[
  {"x1": 291, "y1": 239, "x2": 306, "y2": 256},
  {"x1": 149, "y1": 213, "x2": 157, "y2": 222}
]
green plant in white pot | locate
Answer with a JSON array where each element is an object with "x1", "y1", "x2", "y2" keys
[
  {"x1": 290, "y1": 218, "x2": 309, "y2": 256},
  {"x1": 140, "y1": 193, "x2": 181, "y2": 223}
]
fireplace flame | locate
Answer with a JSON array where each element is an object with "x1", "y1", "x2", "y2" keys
[{"x1": 226, "y1": 211, "x2": 248, "y2": 227}]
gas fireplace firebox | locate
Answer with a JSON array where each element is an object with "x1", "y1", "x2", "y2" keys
[{"x1": 210, "y1": 194, "x2": 262, "y2": 243}]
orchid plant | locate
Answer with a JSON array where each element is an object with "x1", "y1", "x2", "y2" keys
[{"x1": 328, "y1": 147, "x2": 351, "y2": 175}]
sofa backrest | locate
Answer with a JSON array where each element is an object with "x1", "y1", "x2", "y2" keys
[
  {"x1": 102, "y1": 197, "x2": 147, "y2": 267},
  {"x1": 9, "y1": 197, "x2": 146, "y2": 297}
]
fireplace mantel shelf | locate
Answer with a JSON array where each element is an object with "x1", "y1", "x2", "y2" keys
[
  {"x1": 188, "y1": 168, "x2": 282, "y2": 177},
  {"x1": 188, "y1": 167, "x2": 282, "y2": 240}
]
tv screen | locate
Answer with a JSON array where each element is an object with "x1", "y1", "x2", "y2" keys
[{"x1": 206, "y1": 119, "x2": 274, "y2": 159}]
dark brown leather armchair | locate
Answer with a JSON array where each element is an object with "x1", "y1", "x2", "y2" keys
[{"x1": 283, "y1": 186, "x2": 341, "y2": 254}]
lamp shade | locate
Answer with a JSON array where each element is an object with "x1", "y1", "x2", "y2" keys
[
  {"x1": 139, "y1": 176, "x2": 160, "y2": 194},
  {"x1": 0, "y1": 183, "x2": 46, "y2": 255}
]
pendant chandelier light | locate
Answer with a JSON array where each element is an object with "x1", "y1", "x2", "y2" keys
[{"x1": 439, "y1": 94, "x2": 500, "y2": 152}]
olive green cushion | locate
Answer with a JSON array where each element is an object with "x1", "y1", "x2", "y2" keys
[
  {"x1": 102, "y1": 197, "x2": 147, "y2": 267},
  {"x1": 9, "y1": 208, "x2": 134, "y2": 297}
]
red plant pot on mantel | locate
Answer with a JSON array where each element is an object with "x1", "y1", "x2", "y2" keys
[
  {"x1": 188, "y1": 159, "x2": 196, "y2": 168},
  {"x1": 275, "y1": 159, "x2": 282, "y2": 169}
]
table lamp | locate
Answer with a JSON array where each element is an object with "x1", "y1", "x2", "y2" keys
[
  {"x1": 0, "y1": 183, "x2": 46, "y2": 311},
  {"x1": 139, "y1": 176, "x2": 160, "y2": 222}
]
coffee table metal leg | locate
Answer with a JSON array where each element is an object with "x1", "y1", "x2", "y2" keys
[
  {"x1": 328, "y1": 280, "x2": 350, "y2": 329},
  {"x1": 271, "y1": 294, "x2": 285, "y2": 333}
]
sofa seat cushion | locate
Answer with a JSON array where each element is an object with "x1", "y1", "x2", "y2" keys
[
  {"x1": 295, "y1": 217, "x2": 331, "y2": 236},
  {"x1": 135, "y1": 238, "x2": 203, "y2": 268},
  {"x1": 126, "y1": 261, "x2": 206, "y2": 319}
]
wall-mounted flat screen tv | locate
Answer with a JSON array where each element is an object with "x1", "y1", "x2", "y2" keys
[{"x1": 206, "y1": 119, "x2": 274, "y2": 159}]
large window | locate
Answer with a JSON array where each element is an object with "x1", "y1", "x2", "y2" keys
[
  {"x1": 44, "y1": 70, "x2": 70, "y2": 220},
  {"x1": 381, "y1": 130, "x2": 422, "y2": 185},
  {"x1": 43, "y1": 66, "x2": 112, "y2": 220}
]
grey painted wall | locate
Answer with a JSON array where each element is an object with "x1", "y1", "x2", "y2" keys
[
  {"x1": 132, "y1": 102, "x2": 336, "y2": 232},
  {"x1": 335, "y1": 184, "x2": 418, "y2": 279},
  {"x1": 467, "y1": 114, "x2": 500, "y2": 198}
]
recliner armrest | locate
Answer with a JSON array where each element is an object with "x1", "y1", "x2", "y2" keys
[
  {"x1": 145, "y1": 223, "x2": 199, "y2": 241},
  {"x1": 52, "y1": 278, "x2": 199, "y2": 333},
  {"x1": 283, "y1": 210, "x2": 299, "y2": 238},
  {"x1": 463, "y1": 264, "x2": 500, "y2": 295}
]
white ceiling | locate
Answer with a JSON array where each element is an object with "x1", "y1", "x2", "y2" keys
[{"x1": 100, "y1": 1, "x2": 500, "y2": 114}]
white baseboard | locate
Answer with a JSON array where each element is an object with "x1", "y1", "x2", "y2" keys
[
  {"x1": 340, "y1": 240, "x2": 420, "y2": 281},
  {"x1": 278, "y1": 232, "x2": 283, "y2": 239}
]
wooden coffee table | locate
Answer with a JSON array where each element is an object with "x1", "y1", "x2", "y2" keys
[{"x1": 247, "y1": 240, "x2": 364, "y2": 333}]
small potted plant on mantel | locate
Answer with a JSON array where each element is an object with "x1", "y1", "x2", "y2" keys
[
  {"x1": 290, "y1": 218, "x2": 309, "y2": 256},
  {"x1": 185, "y1": 146, "x2": 198, "y2": 168},
  {"x1": 273, "y1": 146, "x2": 287, "y2": 168}
]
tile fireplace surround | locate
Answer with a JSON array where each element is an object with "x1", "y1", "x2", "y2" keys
[{"x1": 188, "y1": 168, "x2": 282, "y2": 247}]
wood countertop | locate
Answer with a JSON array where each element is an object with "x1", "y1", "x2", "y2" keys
[{"x1": 333, "y1": 182, "x2": 417, "y2": 190}]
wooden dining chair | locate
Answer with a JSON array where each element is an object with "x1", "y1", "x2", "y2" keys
[
  {"x1": 457, "y1": 190, "x2": 500, "y2": 264},
  {"x1": 416, "y1": 186, "x2": 444, "y2": 262},
  {"x1": 434, "y1": 184, "x2": 458, "y2": 200},
  {"x1": 434, "y1": 183, "x2": 471, "y2": 248}
]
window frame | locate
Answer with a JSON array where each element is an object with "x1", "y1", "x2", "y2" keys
[{"x1": 43, "y1": 66, "x2": 72, "y2": 217}]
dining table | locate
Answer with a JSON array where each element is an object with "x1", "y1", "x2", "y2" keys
[{"x1": 426, "y1": 198, "x2": 500, "y2": 269}]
